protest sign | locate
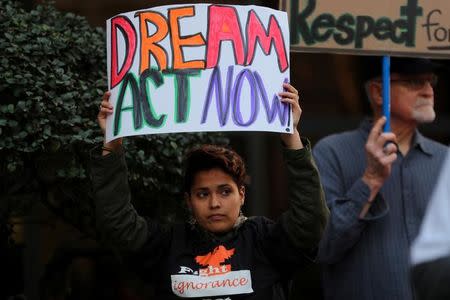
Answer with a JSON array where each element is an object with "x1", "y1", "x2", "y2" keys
[
  {"x1": 281, "y1": 0, "x2": 450, "y2": 58},
  {"x1": 106, "y1": 4, "x2": 290, "y2": 142}
]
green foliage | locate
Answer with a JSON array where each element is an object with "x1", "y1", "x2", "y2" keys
[
  {"x1": 0, "y1": 0, "x2": 228, "y2": 235},
  {"x1": 0, "y1": 0, "x2": 106, "y2": 175}
]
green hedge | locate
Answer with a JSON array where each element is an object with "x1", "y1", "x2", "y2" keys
[{"x1": 0, "y1": 0, "x2": 228, "y2": 237}]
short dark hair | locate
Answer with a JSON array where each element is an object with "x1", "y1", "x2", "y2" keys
[{"x1": 183, "y1": 145, "x2": 247, "y2": 193}]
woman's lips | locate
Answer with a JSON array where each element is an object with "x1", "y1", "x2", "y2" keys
[{"x1": 208, "y1": 214, "x2": 226, "y2": 221}]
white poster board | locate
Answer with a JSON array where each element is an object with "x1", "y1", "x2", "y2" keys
[{"x1": 106, "y1": 4, "x2": 291, "y2": 142}]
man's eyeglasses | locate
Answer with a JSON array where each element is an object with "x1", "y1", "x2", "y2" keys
[{"x1": 389, "y1": 74, "x2": 438, "y2": 90}]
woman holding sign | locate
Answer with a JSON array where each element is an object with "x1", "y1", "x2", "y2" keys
[{"x1": 91, "y1": 83, "x2": 328, "y2": 299}]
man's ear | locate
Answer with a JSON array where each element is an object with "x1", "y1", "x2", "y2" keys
[
  {"x1": 368, "y1": 80, "x2": 383, "y2": 107},
  {"x1": 239, "y1": 186, "x2": 245, "y2": 206},
  {"x1": 184, "y1": 192, "x2": 192, "y2": 210}
]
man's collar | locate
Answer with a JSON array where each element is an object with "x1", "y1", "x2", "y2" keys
[
  {"x1": 360, "y1": 118, "x2": 433, "y2": 156},
  {"x1": 413, "y1": 131, "x2": 433, "y2": 156}
]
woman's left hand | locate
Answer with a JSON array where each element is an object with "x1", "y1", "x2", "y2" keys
[{"x1": 279, "y1": 83, "x2": 303, "y2": 149}]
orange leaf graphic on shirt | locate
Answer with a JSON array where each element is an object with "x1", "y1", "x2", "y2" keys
[{"x1": 195, "y1": 245, "x2": 235, "y2": 267}]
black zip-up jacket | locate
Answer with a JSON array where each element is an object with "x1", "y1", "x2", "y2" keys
[{"x1": 90, "y1": 142, "x2": 328, "y2": 299}]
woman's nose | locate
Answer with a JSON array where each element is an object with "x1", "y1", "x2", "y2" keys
[{"x1": 209, "y1": 194, "x2": 221, "y2": 208}]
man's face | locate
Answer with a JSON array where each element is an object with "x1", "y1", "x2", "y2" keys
[{"x1": 390, "y1": 72, "x2": 436, "y2": 124}]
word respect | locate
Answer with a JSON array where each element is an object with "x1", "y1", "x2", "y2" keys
[{"x1": 290, "y1": 0, "x2": 423, "y2": 48}]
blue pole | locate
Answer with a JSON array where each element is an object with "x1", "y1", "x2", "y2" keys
[{"x1": 382, "y1": 56, "x2": 391, "y2": 132}]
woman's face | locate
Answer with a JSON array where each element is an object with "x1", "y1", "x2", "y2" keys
[{"x1": 186, "y1": 168, "x2": 244, "y2": 234}]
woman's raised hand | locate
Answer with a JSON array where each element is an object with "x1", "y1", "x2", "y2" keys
[
  {"x1": 279, "y1": 83, "x2": 303, "y2": 150},
  {"x1": 98, "y1": 91, "x2": 122, "y2": 153}
]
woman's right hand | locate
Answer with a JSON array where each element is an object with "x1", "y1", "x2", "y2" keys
[{"x1": 98, "y1": 91, "x2": 123, "y2": 153}]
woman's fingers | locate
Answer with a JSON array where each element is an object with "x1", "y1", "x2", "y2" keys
[
  {"x1": 279, "y1": 95, "x2": 299, "y2": 105},
  {"x1": 278, "y1": 82, "x2": 302, "y2": 131},
  {"x1": 98, "y1": 92, "x2": 113, "y2": 115},
  {"x1": 100, "y1": 102, "x2": 113, "y2": 113},
  {"x1": 283, "y1": 82, "x2": 298, "y2": 94},
  {"x1": 279, "y1": 83, "x2": 299, "y2": 104},
  {"x1": 279, "y1": 83, "x2": 299, "y2": 100},
  {"x1": 97, "y1": 91, "x2": 113, "y2": 135}
]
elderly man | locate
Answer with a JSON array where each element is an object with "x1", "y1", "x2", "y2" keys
[{"x1": 313, "y1": 57, "x2": 448, "y2": 299}]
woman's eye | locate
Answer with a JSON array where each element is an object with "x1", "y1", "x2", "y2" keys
[
  {"x1": 197, "y1": 191, "x2": 209, "y2": 198},
  {"x1": 221, "y1": 189, "x2": 231, "y2": 196}
]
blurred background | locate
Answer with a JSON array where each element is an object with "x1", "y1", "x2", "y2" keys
[{"x1": 1, "y1": 0, "x2": 449, "y2": 299}]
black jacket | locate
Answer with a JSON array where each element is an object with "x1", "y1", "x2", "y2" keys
[{"x1": 90, "y1": 144, "x2": 328, "y2": 299}]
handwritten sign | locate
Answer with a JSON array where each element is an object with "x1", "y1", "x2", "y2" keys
[
  {"x1": 281, "y1": 0, "x2": 450, "y2": 58},
  {"x1": 106, "y1": 4, "x2": 290, "y2": 142}
]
